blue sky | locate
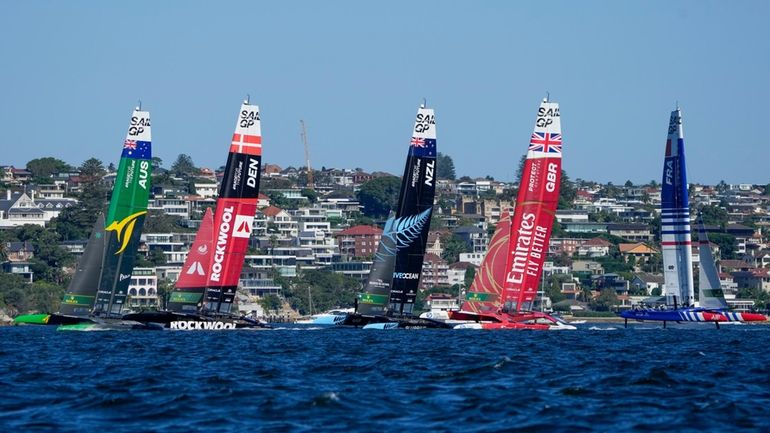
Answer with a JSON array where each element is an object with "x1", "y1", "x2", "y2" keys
[{"x1": 1, "y1": 1, "x2": 768, "y2": 184}]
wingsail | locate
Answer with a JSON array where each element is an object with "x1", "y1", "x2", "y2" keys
[
  {"x1": 660, "y1": 108, "x2": 694, "y2": 307},
  {"x1": 201, "y1": 101, "x2": 262, "y2": 314},
  {"x1": 502, "y1": 99, "x2": 562, "y2": 314},
  {"x1": 167, "y1": 208, "x2": 215, "y2": 312}
]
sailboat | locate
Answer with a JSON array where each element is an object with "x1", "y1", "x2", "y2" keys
[
  {"x1": 14, "y1": 106, "x2": 153, "y2": 328},
  {"x1": 450, "y1": 97, "x2": 575, "y2": 330},
  {"x1": 620, "y1": 106, "x2": 765, "y2": 326},
  {"x1": 123, "y1": 99, "x2": 269, "y2": 330},
  {"x1": 340, "y1": 103, "x2": 449, "y2": 329}
]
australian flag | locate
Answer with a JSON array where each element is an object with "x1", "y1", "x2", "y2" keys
[
  {"x1": 121, "y1": 139, "x2": 152, "y2": 159},
  {"x1": 410, "y1": 137, "x2": 437, "y2": 158}
]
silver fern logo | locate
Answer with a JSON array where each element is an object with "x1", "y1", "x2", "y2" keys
[{"x1": 374, "y1": 207, "x2": 432, "y2": 261}]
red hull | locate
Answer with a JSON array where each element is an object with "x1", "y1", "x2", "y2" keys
[{"x1": 449, "y1": 309, "x2": 568, "y2": 330}]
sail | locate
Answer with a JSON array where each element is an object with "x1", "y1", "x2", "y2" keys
[
  {"x1": 202, "y1": 102, "x2": 262, "y2": 314},
  {"x1": 356, "y1": 214, "x2": 397, "y2": 315},
  {"x1": 459, "y1": 210, "x2": 511, "y2": 314},
  {"x1": 502, "y1": 99, "x2": 562, "y2": 314},
  {"x1": 92, "y1": 108, "x2": 152, "y2": 316},
  {"x1": 167, "y1": 208, "x2": 215, "y2": 312},
  {"x1": 660, "y1": 108, "x2": 694, "y2": 306},
  {"x1": 696, "y1": 218, "x2": 728, "y2": 309},
  {"x1": 58, "y1": 214, "x2": 107, "y2": 316},
  {"x1": 388, "y1": 105, "x2": 437, "y2": 316}
]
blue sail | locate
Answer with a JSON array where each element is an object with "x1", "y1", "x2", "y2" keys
[{"x1": 660, "y1": 108, "x2": 694, "y2": 306}]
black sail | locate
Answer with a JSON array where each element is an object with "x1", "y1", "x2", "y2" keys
[
  {"x1": 356, "y1": 212, "x2": 397, "y2": 315},
  {"x1": 387, "y1": 106, "x2": 437, "y2": 316},
  {"x1": 59, "y1": 214, "x2": 107, "y2": 317}
]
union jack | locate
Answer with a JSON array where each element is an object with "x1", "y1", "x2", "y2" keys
[
  {"x1": 123, "y1": 139, "x2": 137, "y2": 150},
  {"x1": 410, "y1": 137, "x2": 425, "y2": 147},
  {"x1": 529, "y1": 132, "x2": 562, "y2": 154}
]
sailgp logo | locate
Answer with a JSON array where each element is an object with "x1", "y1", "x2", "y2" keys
[
  {"x1": 211, "y1": 206, "x2": 235, "y2": 282},
  {"x1": 105, "y1": 211, "x2": 147, "y2": 254}
]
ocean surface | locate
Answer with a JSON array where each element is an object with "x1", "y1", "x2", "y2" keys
[{"x1": 2, "y1": 323, "x2": 770, "y2": 432}]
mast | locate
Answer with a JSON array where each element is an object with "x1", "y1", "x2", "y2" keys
[
  {"x1": 660, "y1": 107, "x2": 694, "y2": 307},
  {"x1": 201, "y1": 99, "x2": 262, "y2": 314},
  {"x1": 92, "y1": 106, "x2": 152, "y2": 316},
  {"x1": 502, "y1": 98, "x2": 562, "y2": 314},
  {"x1": 387, "y1": 104, "x2": 437, "y2": 316},
  {"x1": 300, "y1": 120, "x2": 314, "y2": 190}
]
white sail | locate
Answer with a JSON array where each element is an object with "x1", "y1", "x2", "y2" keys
[{"x1": 697, "y1": 219, "x2": 728, "y2": 309}]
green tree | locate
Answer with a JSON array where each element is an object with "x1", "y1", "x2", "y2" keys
[
  {"x1": 170, "y1": 154, "x2": 200, "y2": 177},
  {"x1": 698, "y1": 205, "x2": 729, "y2": 228},
  {"x1": 559, "y1": 170, "x2": 577, "y2": 209},
  {"x1": 300, "y1": 188, "x2": 318, "y2": 203},
  {"x1": 436, "y1": 153, "x2": 456, "y2": 180},
  {"x1": 54, "y1": 159, "x2": 109, "y2": 240},
  {"x1": 463, "y1": 266, "x2": 476, "y2": 288},
  {"x1": 356, "y1": 176, "x2": 401, "y2": 218},
  {"x1": 282, "y1": 269, "x2": 360, "y2": 315},
  {"x1": 259, "y1": 294, "x2": 283, "y2": 313},
  {"x1": 709, "y1": 233, "x2": 736, "y2": 260},
  {"x1": 26, "y1": 157, "x2": 72, "y2": 182},
  {"x1": 591, "y1": 288, "x2": 619, "y2": 311},
  {"x1": 441, "y1": 233, "x2": 470, "y2": 263}
]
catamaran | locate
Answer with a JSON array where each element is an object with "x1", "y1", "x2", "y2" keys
[
  {"x1": 620, "y1": 107, "x2": 766, "y2": 326},
  {"x1": 14, "y1": 106, "x2": 154, "y2": 329},
  {"x1": 450, "y1": 97, "x2": 575, "y2": 330},
  {"x1": 340, "y1": 103, "x2": 450, "y2": 329},
  {"x1": 123, "y1": 99, "x2": 269, "y2": 330}
]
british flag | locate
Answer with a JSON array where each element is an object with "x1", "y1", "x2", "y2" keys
[
  {"x1": 529, "y1": 132, "x2": 562, "y2": 154},
  {"x1": 123, "y1": 139, "x2": 137, "y2": 150},
  {"x1": 410, "y1": 137, "x2": 425, "y2": 147}
]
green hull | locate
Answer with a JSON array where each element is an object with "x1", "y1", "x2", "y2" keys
[{"x1": 13, "y1": 314, "x2": 51, "y2": 325}]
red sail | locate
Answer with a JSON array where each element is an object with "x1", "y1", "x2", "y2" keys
[
  {"x1": 502, "y1": 99, "x2": 562, "y2": 314},
  {"x1": 459, "y1": 210, "x2": 511, "y2": 314},
  {"x1": 176, "y1": 208, "x2": 214, "y2": 289},
  {"x1": 203, "y1": 101, "x2": 263, "y2": 313}
]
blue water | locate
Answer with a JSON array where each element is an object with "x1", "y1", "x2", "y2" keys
[{"x1": 2, "y1": 324, "x2": 770, "y2": 432}]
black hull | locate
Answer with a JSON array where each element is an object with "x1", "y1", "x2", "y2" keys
[
  {"x1": 123, "y1": 311, "x2": 271, "y2": 330},
  {"x1": 342, "y1": 313, "x2": 452, "y2": 329}
]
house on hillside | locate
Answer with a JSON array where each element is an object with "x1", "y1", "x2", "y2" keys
[
  {"x1": 619, "y1": 242, "x2": 658, "y2": 268},
  {"x1": 630, "y1": 272, "x2": 664, "y2": 295},
  {"x1": 577, "y1": 237, "x2": 612, "y2": 257},
  {"x1": 334, "y1": 225, "x2": 382, "y2": 259}
]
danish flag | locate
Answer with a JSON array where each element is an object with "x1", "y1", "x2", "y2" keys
[{"x1": 230, "y1": 133, "x2": 262, "y2": 155}]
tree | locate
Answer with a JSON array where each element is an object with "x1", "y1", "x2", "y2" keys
[
  {"x1": 463, "y1": 266, "x2": 476, "y2": 289},
  {"x1": 300, "y1": 188, "x2": 318, "y2": 203},
  {"x1": 151, "y1": 157, "x2": 163, "y2": 170},
  {"x1": 559, "y1": 170, "x2": 577, "y2": 209},
  {"x1": 54, "y1": 158, "x2": 109, "y2": 240},
  {"x1": 698, "y1": 205, "x2": 729, "y2": 228},
  {"x1": 591, "y1": 288, "x2": 619, "y2": 311},
  {"x1": 356, "y1": 176, "x2": 401, "y2": 218},
  {"x1": 624, "y1": 180, "x2": 634, "y2": 188},
  {"x1": 259, "y1": 294, "x2": 283, "y2": 313},
  {"x1": 515, "y1": 154, "x2": 526, "y2": 181},
  {"x1": 282, "y1": 269, "x2": 361, "y2": 315},
  {"x1": 441, "y1": 233, "x2": 470, "y2": 263},
  {"x1": 170, "y1": 154, "x2": 199, "y2": 177},
  {"x1": 26, "y1": 157, "x2": 72, "y2": 181},
  {"x1": 436, "y1": 153, "x2": 456, "y2": 180}
]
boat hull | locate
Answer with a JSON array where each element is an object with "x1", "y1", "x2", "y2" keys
[
  {"x1": 620, "y1": 308, "x2": 766, "y2": 323},
  {"x1": 13, "y1": 313, "x2": 94, "y2": 326},
  {"x1": 448, "y1": 310, "x2": 577, "y2": 330},
  {"x1": 122, "y1": 311, "x2": 271, "y2": 330},
  {"x1": 342, "y1": 313, "x2": 453, "y2": 329}
]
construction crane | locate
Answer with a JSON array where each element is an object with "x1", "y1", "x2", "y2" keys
[{"x1": 300, "y1": 119, "x2": 314, "y2": 190}]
